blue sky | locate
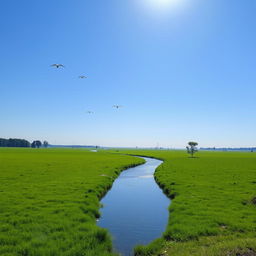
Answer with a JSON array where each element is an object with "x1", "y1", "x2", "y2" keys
[{"x1": 1, "y1": 0, "x2": 256, "y2": 148}]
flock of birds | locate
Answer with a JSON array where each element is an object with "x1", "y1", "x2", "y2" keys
[{"x1": 51, "y1": 64, "x2": 123, "y2": 114}]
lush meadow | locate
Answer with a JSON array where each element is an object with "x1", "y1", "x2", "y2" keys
[
  {"x1": 1, "y1": 148, "x2": 256, "y2": 256},
  {"x1": 0, "y1": 148, "x2": 144, "y2": 256},
  {"x1": 118, "y1": 150, "x2": 256, "y2": 256}
]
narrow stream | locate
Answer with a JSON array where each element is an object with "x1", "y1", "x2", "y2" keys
[{"x1": 98, "y1": 157, "x2": 170, "y2": 256}]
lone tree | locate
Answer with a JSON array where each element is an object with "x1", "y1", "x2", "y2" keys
[
  {"x1": 43, "y1": 141, "x2": 49, "y2": 148},
  {"x1": 186, "y1": 142, "x2": 198, "y2": 158}
]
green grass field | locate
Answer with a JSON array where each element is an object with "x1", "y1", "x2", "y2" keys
[
  {"x1": 118, "y1": 150, "x2": 256, "y2": 256},
  {"x1": 0, "y1": 148, "x2": 144, "y2": 256},
  {"x1": 1, "y1": 148, "x2": 256, "y2": 256}
]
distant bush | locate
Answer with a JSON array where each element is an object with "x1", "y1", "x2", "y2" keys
[{"x1": 31, "y1": 140, "x2": 42, "y2": 148}]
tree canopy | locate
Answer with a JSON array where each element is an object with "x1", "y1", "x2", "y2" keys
[
  {"x1": 31, "y1": 141, "x2": 42, "y2": 148},
  {"x1": 186, "y1": 141, "x2": 198, "y2": 157},
  {"x1": 43, "y1": 141, "x2": 49, "y2": 148}
]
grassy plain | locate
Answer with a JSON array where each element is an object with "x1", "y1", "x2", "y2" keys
[
  {"x1": 1, "y1": 148, "x2": 256, "y2": 256},
  {"x1": 0, "y1": 148, "x2": 144, "y2": 256},
  {"x1": 117, "y1": 150, "x2": 256, "y2": 256}
]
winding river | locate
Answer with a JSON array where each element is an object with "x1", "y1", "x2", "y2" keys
[{"x1": 98, "y1": 157, "x2": 170, "y2": 256}]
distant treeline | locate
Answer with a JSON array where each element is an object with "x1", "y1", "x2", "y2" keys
[
  {"x1": 0, "y1": 138, "x2": 49, "y2": 148},
  {"x1": 201, "y1": 147, "x2": 256, "y2": 152},
  {"x1": 0, "y1": 138, "x2": 30, "y2": 147}
]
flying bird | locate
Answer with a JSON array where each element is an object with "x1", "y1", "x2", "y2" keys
[
  {"x1": 79, "y1": 75, "x2": 87, "y2": 79},
  {"x1": 86, "y1": 111, "x2": 94, "y2": 114},
  {"x1": 113, "y1": 105, "x2": 123, "y2": 109},
  {"x1": 51, "y1": 64, "x2": 65, "y2": 68}
]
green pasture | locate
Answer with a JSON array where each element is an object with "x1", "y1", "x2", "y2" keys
[
  {"x1": 0, "y1": 148, "x2": 144, "y2": 256},
  {"x1": 0, "y1": 148, "x2": 255, "y2": 256},
  {"x1": 118, "y1": 150, "x2": 256, "y2": 256}
]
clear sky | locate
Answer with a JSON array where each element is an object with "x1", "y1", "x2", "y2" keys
[{"x1": 1, "y1": 0, "x2": 256, "y2": 148}]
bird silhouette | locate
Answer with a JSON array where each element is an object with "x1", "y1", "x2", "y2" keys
[
  {"x1": 79, "y1": 75, "x2": 87, "y2": 79},
  {"x1": 113, "y1": 105, "x2": 123, "y2": 109},
  {"x1": 51, "y1": 64, "x2": 65, "y2": 68},
  {"x1": 86, "y1": 111, "x2": 94, "y2": 114}
]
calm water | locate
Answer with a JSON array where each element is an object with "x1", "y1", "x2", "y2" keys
[{"x1": 98, "y1": 157, "x2": 170, "y2": 256}]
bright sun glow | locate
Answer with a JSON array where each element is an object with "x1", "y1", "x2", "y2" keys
[
  {"x1": 138, "y1": 0, "x2": 186, "y2": 14},
  {"x1": 153, "y1": 0, "x2": 178, "y2": 5},
  {"x1": 146, "y1": 0, "x2": 182, "y2": 8}
]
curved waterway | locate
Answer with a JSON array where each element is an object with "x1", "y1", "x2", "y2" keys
[{"x1": 98, "y1": 157, "x2": 170, "y2": 256}]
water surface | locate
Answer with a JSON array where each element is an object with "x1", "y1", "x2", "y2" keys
[{"x1": 98, "y1": 157, "x2": 170, "y2": 256}]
